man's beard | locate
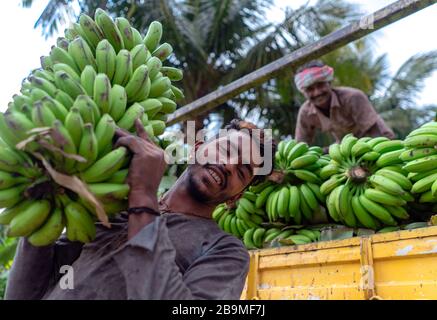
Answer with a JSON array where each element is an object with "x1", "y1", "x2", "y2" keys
[
  {"x1": 186, "y1": 166, "x2": 226, "y2": 204},
  {"x1": 187, "y1": 171, "x2": 212, "y2": 202}
]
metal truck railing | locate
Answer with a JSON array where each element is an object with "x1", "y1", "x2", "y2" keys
[{"x1": 166, "y1": 0, "x2": 436, "y2": 126}]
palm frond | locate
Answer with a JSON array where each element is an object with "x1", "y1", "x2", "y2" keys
[{"x1": 377, "y1": 51, "x2": 437, "y2": 111}]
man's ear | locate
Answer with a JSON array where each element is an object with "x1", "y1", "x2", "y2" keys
[{"x1": 225, "y1": 192, "x2": 243, "y2": 208}]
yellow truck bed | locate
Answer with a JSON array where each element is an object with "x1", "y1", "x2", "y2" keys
[{"x1": 241, "y1": 226, "x2": 437, "y2": 300}]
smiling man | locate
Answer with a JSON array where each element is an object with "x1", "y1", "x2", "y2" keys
[
  {"x1": 294, "y1": 60, "x2": 395, "y2": 145},
  {"x1": 6, "y1": 119, "x2": 275, "y2": 300}
]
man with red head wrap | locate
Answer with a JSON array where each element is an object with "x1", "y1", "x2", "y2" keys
[{"x1": 294, "y1": 60, "x2": 394, "y2": 145}]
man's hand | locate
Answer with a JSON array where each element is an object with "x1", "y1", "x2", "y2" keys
[{"x1": 115, "y1": 119, "x2": 167, "y2": 211}]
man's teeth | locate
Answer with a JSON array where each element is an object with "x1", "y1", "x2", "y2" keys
[{"x1": 208, "y1": 169, "x2": 222, "y2": 185}]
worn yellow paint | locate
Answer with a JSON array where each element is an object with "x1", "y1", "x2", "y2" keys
[{"x1": 241, "y1": 226, "x2": 437, "y2": 300}]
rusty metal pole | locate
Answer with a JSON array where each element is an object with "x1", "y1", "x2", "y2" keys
[{"x1": 167, "y1": 0, "x2": 436, "y2": 126}]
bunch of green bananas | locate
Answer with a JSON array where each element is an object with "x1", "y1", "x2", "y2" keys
[
  {"x1": 320, "y1": 134, "x2": 412, "y2": 230},
  {"x1": 243, "y1": 227, "x2": 321, "y2": 249},
  {"x1": 0, "y1": 9, "x2": 183, "y2": 246},
  {"x1": 264, "y1": 140, "x2": 328, "y2": 224},
  {"x1": 402, "y1": 121, "x2": 437, "y2": 204},
  {"x1": 212, "y1": 199, "x2": 260, "y2": 240}
]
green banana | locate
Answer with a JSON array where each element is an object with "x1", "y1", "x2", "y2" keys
[
  {"x1": 286, "y1": 142, "x2": 309, "y2": 163},
  {"x1": 296, "y1": 229, "x2": 318, "y2": 242},
  {"x1": 212, "y1": 205, "x2": 226, "y2": 221},
  {"x1": 93, "y1": 73, "x2": 112, "y2": 114},
  {"x1": 326, "y1": 186, "x2": 341, "y2": 222},
  {"x1": 80, "y1": 147, "x2": 128, "y2": 183},
  {"x1": 0, "y1": 201, "x2": 32, "y2": 225},
  {"x1": 125, "y1": 65, "x2": 150, "y2": 102},
  {"x1": 112, "y1": 49, "x2": 133, "y2": 86},
  {"x1": 340, "y1": 134, "x2": 358, "y2": 159},
  {"x1": 79, "y1": 14, "x2": 104, "y2": 49},
  {"x1": 95, "y1": 8, "x2": 124, "y2": 52},
  {"x1": 96, "y1": 39, "x2": 117, "y2": 81},
  {"x1": 115, "y1": 17, "x2": 135, "y2": 50},
  {"x1": 400, "y1": 148, "x2": 437, "y2": 162},
  {"x1": 320, "y1": 175, "x2": 346, "y2": 195},
  {"x1": 109, "y1": 85, "x2": 128, "y2": 121},
  {"x1": 367, "y1": 137, "x2": 390, "y2": 149},
  {"x1": 299, "y1": 186, "x2": 313, "y2": 221},
  {"x1": 7, "y1": 200, "x2": 51, "y2": 237},
  {"x1": 243, "y1": 228, "x2": 257, "y2": 249},
  {"x1": 351, "y1": 195, "x2": 379, "y2": 230},
  {"x1": 157, "y1": 97, "x2": 177, "y2": 114},
  {"x1": 351, "y1": 141, "x2": 372, "y2": 158},
  {"x1": 307, "y1": 182, "x2": 326, "y2": 203},
  {"x1": 255, "y1": 185, "x2": 275, "y2": 209},
  {"x1": 68, "y1": 37, "x2": 97, "y2": 72},
  {"x1": 277, "y1": 187, "x2": 290, "y2": 219},
  {"x1": 360, "y1": 151, "x2": 380, "y2": 162},
  {"x1": 300, "y1": 183, "x2": 319, "y2": 211},
  {"x1": 403, "y1": 155, "x2": 437, "y2": 173},
  {"x1": 80, "y1": 65, "x2": 96, "y2": 97},
  {"x1": 28, "y1": 208, "x2": 65, "y2": 247},
  {"x1": 117, "y1": 103, "x2": 144, "y2": 131},
  {"x1": 375, "y1": 169, "x2": 412, "y2": 191},
  {"x1": 95, "y1": 114, "x2": 116, "y2": 156},
  {"x1": 53, "y1": 63, "x2": 81, "y2": 82},
  {"x1": 288, "y1": 185, "x2": 301, "y2": 221},
  {"x1": 51, "y1": 120, "x2": 77, "y2": 172},
  {"x1": 88, "y1": 183, "x2": 130, "y2": 201},
  {"x1": 64, "y1": 107, "x2": 84, "y2": 148},
  {"x1": 131, "y1": 44, "x2": 150, "y2": 71},
  {"x1": 28, "y1": 76, "x2": 57, "y2": 97},
  {"x1": 161, "y1": 66, "x2": 183, "y2": 81},
  {"x1": 404, "y1": 135, "x2": 437, "y2": 148},
  {"x1": 364, "y1": 188, "x2": 406, "y2": 206},
  {"x1": 76, "y1": 123, "x2": 98, "y2": 171},
  {"x1": 144, "y1": 21, "x2": 162, "y2": 52},
  {"x1": 131, "y1": 27, "x2": 143, "y2": 46},
  {"x1": 55, "y1": 90, "x2": 75, "y2": 110},
  {"x1": 31, "y1": 101, "x2": 57, "y2": 127},
  {"x1": 411, "y1": 172, "x2": 437, "y2": 194},
  {"x1": 359, "y1": 194, "x2": 397, "y2": 226},
  {"x1": 107, "y1": 169, "x2": 129, "y2": 184},
  {"x1": 152, "y1": 43, "x2": 173, "y2": 61},
  {"x1": 139, "y1": 99, "x2": 163, "y2": 118},
  {"x1": 373, "y1": 140, "x2": 404, "y2": 154},
  {"x1": 369, "y1": 174, "x2": 406, "y2": 196},
  {"x1": 294, "y1": 170, "x2": 322, "y2": 184},
  {"x1": 54, "y1": 71, "x2": 86, "y2": 99},
  {"x1": 286, "y1": 234, "x2": 312, "y2": 245},
  {"x1": 289, "y1": 154, "x2": 318, "y2": 170},
  {"x1": 42, "y1": 96, "x2": 69, "y2": 122},
  {"x1": 64, "y1": 201, "x2": 96, "y2": 243},
  {"x1": 375, "y1": 149, "x2": 404, "y2": 168},
  {"x1": 385, "y1": 205, "x2": 410, "y2": 220},
  {"x1": 252, "y1": 228, "x2": 266, "y2": 248},
  {"x1": 50, "y1": 47, "x2": 80, "y2": 74},
  {"x1": 149, "y1": 76, "x2": 171, "y2": 98}
]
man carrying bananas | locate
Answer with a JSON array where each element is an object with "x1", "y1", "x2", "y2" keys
[
  {"x1": 294, "y1": 60, "x2": 395, "y2": 145},
  {"x1": 6, "y1": 119, "x2": 274, "y2": 300}
]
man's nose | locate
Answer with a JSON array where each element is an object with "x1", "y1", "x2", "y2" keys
[{"x1": 312, "y1": 87, "x2": 323, "y2": 97}]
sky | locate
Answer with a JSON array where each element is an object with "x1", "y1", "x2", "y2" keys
[{"x1": 0, "y1": 0, "x2": 436, "y2": 112}]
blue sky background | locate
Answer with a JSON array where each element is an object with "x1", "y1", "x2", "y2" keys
[{"x1": 0, "y1": 0, "x2": 436, "y2": 112}]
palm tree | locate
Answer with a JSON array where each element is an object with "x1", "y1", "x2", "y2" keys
[{"x1": 22, "y1": 0, "x2": 362, "y2": 131}]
